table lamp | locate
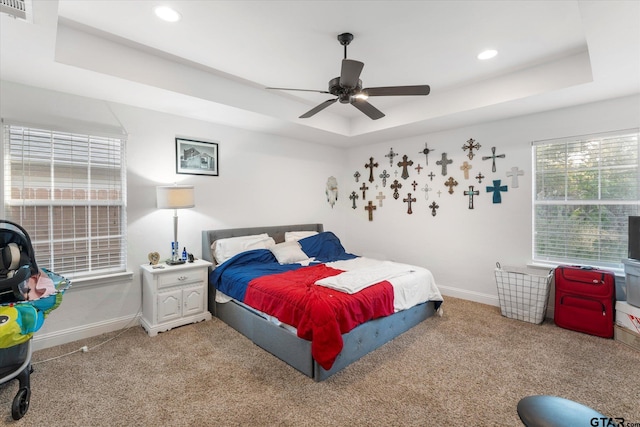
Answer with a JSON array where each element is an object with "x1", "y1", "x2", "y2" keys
[{"x1": 156, "y1": 185, "x2": 195, "y2": 265}]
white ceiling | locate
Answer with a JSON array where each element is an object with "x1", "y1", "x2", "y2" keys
[{"x1": 1, "y1": 1, "x2": 639, "y2": 147}]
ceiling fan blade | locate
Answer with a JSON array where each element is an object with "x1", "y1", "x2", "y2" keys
[
  {"x1": 340, "y1": 59, "x2": 364, "y2": 89},
  {"x1": 266, "y1": 87, "x2": 331, "y2": 94},
  {"x1": 299, "y1": 98, "x2": 338, "y2": 118},
  {"x1": 351, "y1": 99, "x2": 385, "y2": 120},
  {"x1": 363, "y1": 85, "x2": 431, "y2": 96}
]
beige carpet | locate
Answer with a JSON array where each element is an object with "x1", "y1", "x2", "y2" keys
[{"x1": 2, "y1": 296, "x2": 639, "y2": 426}]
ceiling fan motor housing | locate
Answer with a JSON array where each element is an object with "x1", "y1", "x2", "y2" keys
[{"x1": 328, "y1": 76, "x2": 362, "y2": 103}]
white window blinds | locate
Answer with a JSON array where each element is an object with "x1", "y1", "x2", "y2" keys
[
  {"x1": 533, "y1": 129, "x2": 640, "y2": 269},
  {"x1": 2, "y1": 124, "x2": 127, "y2": 279}
]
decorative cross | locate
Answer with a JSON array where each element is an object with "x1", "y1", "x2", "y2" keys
[
  {"x1": 379, "y1": 170, "x2": 390, "y2": 187},
  {"x1": 462, "y1": 138, "x2": 481, "y2": 160},
  {"x1": 394, "y1": 170, "x2": 399, "y2": 178},
  {"x1": 464, "y1": 185, "x2": 480, "y2": 209},
  {"x1": 385, "y1": 148, "x2": 398, "y2": 166},
  {"x1": 359, "y1": 182, "x2": 369, "y2": 199},
  {"x1": 365, "y1": 157, "x2": 378, "y2": 183},
  {"x1": 444, "y1": 177, "x2": 458, "y2": 194},
  {"x1": 437, "y1": 190, "x2": 442, "y2": 197},
  {"x1": 364, "y1": 200, "x2": 376, "y2": 221},
  {"x1": 397, "y1": 155, "x2": 414, "y2": 180},
  {"x1": 403, "y1": 193, "x2": 417, "y2": 214},
  {"x1": 353, "y1": 171, "x2": 361, "y2": 183},
  {"x1": 376, "y1": 191, "x2": 386, "y2": 207},
  {"x1": 475, "y1": 172, "x2": 485, "y2": 183},
  {"x1": 482, "y1": 146, "x2": 505, "y2": 172},
  {"x1": 486, "y1": 180, "x2": 508, "y2": 203},
  {"x1": 415, "y1": 164, "x2": 423, "y2": 174},
  {"x1": 411, "y1": 180, "x2": 418, "y2": 191},
  {"x1": 428, "y1": 172, "x2": 436, "y2": 181},
  {"x1": 429, "y1": 201, "x2": 439, "y2": 217},
  {"x1": 436, "y1": 152, "x2": 453, "y2": 176},
  {"x1": 460, "y1": 161, "x2": 472, "y2": 179},
  {"x1": 349, "y1": 191, "x2": 359, "y2": 209},
  {"x1": 390, "y1": 180, "x2": 402, "y2": 199},
  {"x1": 419, "y1": 142, "x2": 435, "y2": 165},
  {"x1": 506, "y1": 166, "x2": 524, "y2": 188},
  {"x1": 421, "y1": 183, "x2": 432, "y2": 201}
]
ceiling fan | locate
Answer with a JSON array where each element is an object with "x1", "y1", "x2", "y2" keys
[{"x1": 266, "y1": 33, "x2": 431, "y2": 120}]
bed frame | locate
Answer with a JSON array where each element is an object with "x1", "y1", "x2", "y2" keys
[{"x1": 201, "y1": 224, "x2": 438, "y2": 381}]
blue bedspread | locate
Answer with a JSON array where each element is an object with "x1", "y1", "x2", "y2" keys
[{"x1": 209, "y1": 232, "x2": 356, "y2": 301}]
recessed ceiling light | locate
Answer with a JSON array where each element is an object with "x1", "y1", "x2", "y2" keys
[
  {"x1": 154, "y1": 6, "x2": 182, "y2": 22},
  {"x1": 477, "y1": 49, "x2": 498, "y2": 60}
]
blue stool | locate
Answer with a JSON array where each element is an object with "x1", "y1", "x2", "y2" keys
[{"x1": 517, "y1": 395, "x2": 607, "y2": 427}]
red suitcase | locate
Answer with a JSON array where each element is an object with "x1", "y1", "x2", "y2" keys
[{"x1": 554, "y1": 266, "x2": 615, "y2": 338}]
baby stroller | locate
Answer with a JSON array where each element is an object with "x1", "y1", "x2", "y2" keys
[{"x1": 0, "y1": 220, "x2": 70, "y2": 420}]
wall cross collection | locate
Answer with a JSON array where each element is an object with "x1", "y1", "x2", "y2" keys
[{"x1": 349, "y1": 139, "x2": 522, "y2": 220}]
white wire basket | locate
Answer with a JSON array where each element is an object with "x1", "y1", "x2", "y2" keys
[{"x1": 494, "y1": 263, "x2": 553, "y2": 324}]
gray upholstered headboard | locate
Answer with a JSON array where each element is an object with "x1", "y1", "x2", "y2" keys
[{"x1": 201, "y1": 223, "x2": 324, "y2": 266}]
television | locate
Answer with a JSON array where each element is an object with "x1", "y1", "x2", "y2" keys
[{"x1": 630, "y1": 216, "x2": 640, "y2": 261}]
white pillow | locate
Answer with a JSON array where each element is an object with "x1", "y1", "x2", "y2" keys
[
  {"x1": 284, "y1": 231, "x2": 318, "y2": 242},
  {"x1": 270, "y1": 240, "x2": 309, "y2": 264},
  {"x1": 212, "y1": 233, "x2": 276, "y2": 264}
]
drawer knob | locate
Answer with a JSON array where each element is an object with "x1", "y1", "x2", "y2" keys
[{"x1": 178, "y1": 276, "x2": 187, "y2": 281}]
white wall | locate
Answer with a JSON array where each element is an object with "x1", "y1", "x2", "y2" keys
[
  {"x1": 341, "y1": 95, "x2": 640, "y2": 306},
  {"x1": 2, "y1": 81, "x2": 638, "y2": 349}
]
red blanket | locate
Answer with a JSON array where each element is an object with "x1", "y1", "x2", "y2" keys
[{"x1": 243, "y1": 264, "x2": 394, "y2": 370}]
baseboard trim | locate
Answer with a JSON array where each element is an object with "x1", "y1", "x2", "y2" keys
[
  {"x1": 438, "y1": 285, "x2": 555, "y2": 319},
  {"x1": 437, "y1": 285, "x2": 500, "y2": 307},
  {"x1": 32, "y1": 314, "x2": 141, "y2": 351}
]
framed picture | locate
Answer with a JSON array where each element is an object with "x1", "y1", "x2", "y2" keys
[{"x1": 175, "y1": 137, "x2": 219, "y2": 176}]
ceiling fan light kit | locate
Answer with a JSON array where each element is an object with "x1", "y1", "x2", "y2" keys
[{"x1": 267, "y1": 32, "x2": 431, "y2": 120}]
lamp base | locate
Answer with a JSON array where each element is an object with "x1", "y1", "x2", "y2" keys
[{"x1": 166, "y1": 259, "x2": 185, "y2": 265}]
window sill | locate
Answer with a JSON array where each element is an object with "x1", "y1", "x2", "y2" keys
[
  {"x1": 528, "y1": 261, "x2": 625, "y2": 278},
  {"x1": 66, "y1": 271, "x2": 134, "y2": 289}
]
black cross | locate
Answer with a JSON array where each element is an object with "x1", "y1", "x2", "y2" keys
[
  {"x1": 462, "y1": 138, "x2": 481, "y2": 160},
  {"x1": 403, "y1": 193, "x2": 416, "y2": 214},
  {"x1": 359, "y1": 182, "x2": 369, "y2": 199},
  {"x1": 390, "y1": 180, "x2": 402, "y2": 200},
  {"x1": 429, "y1": 201, "x2": 439, "y2": 217},
  {"x1": 353, "y1": 171, "x2": 361, "y2": 182},
  {"x1": 419, "y1": 142, "x2": 435, "y2": 165},
  {"x1": 475, "y1": 172, "x2": 485, "y2": 183},
  {"x1": 482, "y1": 146, "x2": 505, "y2": 172},
  {"x1": 397, "y1": 155, "x2": 413, "y2": 180},
  {"x1": 428, "y1": 172, "x2": 436, "y2": 181},
  {"x1": 349, "y1": 191, "x2": 359, "y2": 209},
  {"x1": 365, "y1": 157, "x2": 378, "y2": 183}
]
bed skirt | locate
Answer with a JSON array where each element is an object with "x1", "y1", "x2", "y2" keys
[{"x1": 211, "y1": 295, "x2": 437, "y2": 381}]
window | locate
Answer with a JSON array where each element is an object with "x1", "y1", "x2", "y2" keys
[
  {"x1": 533, "y1": 129, "x2": 640, "y2": 270},
  {"x1": 2, "y1": 123, "x2": 127, "y2": 279}
]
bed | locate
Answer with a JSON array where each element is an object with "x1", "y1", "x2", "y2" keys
[{"x1": 201, "y1": 224, "x2": 443, "y2": 381}]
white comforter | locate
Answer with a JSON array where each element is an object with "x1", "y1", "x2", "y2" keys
[{"x1": 322, "y1": 257, "x2": 443, "y2": 312}]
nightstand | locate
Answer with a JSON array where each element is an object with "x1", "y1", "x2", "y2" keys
[{"x1": 140, "y1": 259, "x2": 212, "y2": 336}]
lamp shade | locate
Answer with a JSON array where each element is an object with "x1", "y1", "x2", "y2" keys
[{"x1": 156, "y1": 185, "x2": 195, "y2": 209}]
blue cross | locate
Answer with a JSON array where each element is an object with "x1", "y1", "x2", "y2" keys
[{"x1": 486, "y1": 180, "x2": 508, "y2": 203}]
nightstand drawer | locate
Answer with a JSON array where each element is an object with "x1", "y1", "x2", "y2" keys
[{"x1": 157, "y1": 269, "x2": 202, "y2": 288}]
